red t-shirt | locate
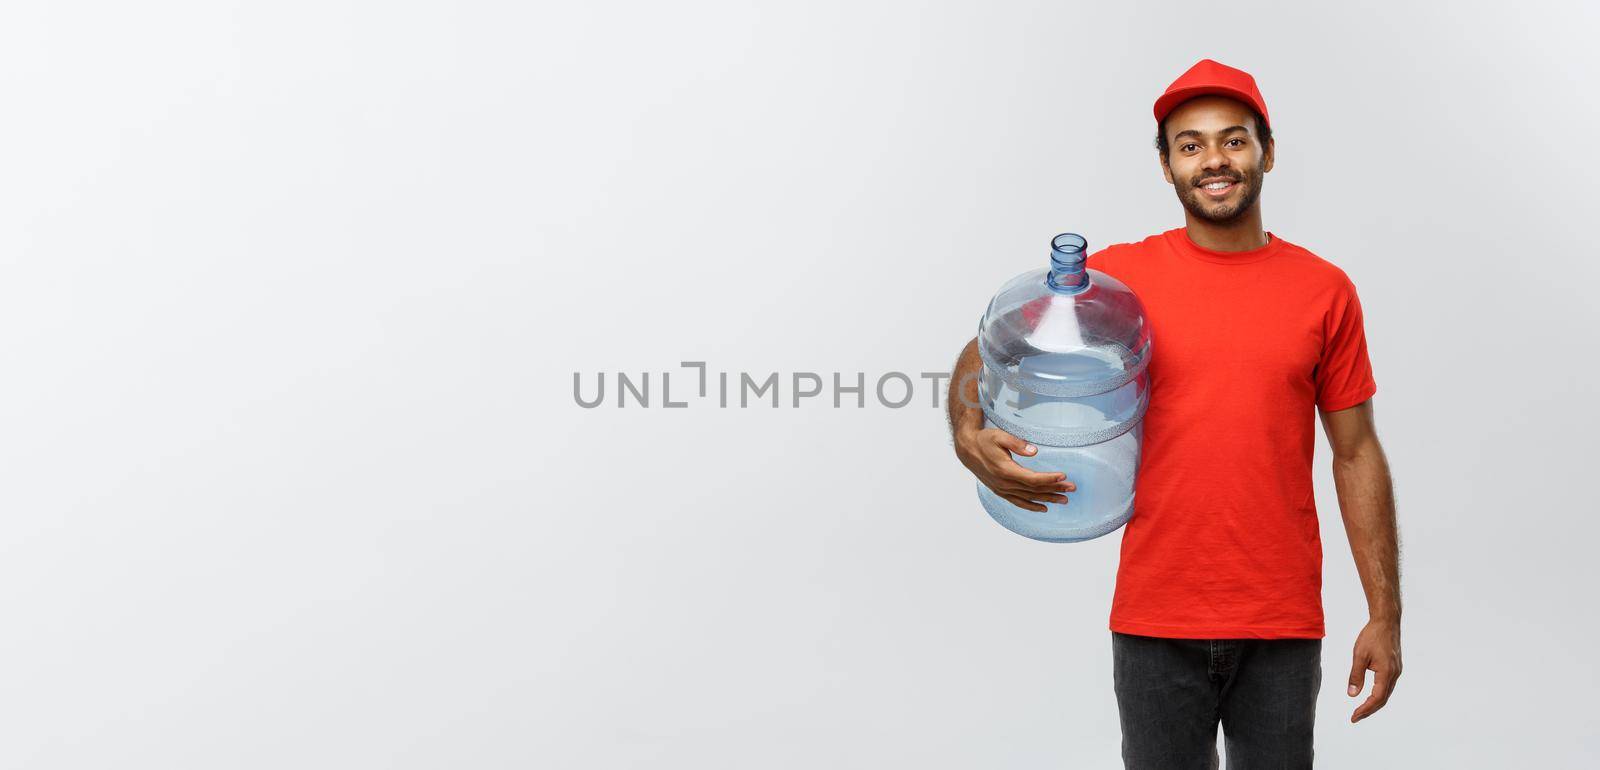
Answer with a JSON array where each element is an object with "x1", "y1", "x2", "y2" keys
[{"x1": 1086, "y1": 227, "x2": 1377, "y2": 640}]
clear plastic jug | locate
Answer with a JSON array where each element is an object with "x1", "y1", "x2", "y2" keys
[{"x1": 975, "y1": 233, "x2": 1153, "y2": 542}]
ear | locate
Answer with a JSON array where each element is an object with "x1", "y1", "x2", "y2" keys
[
  {"x1": 1160, "y1": 152, "x2": 1174, "y2": 185},
  {"x1": 1262, "y1": 137, "x2": 1275, "y2": 173}
]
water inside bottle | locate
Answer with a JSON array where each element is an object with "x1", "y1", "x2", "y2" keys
[{"x1": 1005, "y1": 350, "x2": 1141, "y2": 430}]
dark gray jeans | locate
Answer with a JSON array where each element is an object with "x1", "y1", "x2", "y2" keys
[{"x1": 1111, "y1": 631, "x2": 1322, "y2": 769}]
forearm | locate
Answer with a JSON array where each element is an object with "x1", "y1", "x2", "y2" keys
[
  {"x1": 1333, "y1": 445, "x2": 1401, "y2": 623},
  {"x1": 946, "y1": 337, "x2": 984, "y2": 441}
]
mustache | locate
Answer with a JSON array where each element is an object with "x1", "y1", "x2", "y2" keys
[{"x1": 1193, "y1": 173, "x2": 1243, "y2": 186}]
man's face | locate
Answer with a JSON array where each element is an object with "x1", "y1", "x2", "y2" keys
[{"x1": 1160, "y1": 96, "x2": 1274, "y2": 224}]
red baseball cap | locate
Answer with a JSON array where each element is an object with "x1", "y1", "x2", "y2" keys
[{"x1": 1153, "y1": 59, "x2": 1270, "y2": 129}]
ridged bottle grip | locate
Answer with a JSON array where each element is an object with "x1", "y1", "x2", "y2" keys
[
  {"x1": 980, "y1": 387, "x2": 1150, "y2": 448},
  {"x1": 977, "y1": 334, "x2": 1151, "y2": 398}
]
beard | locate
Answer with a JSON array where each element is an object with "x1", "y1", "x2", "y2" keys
[{"x1": 1175, "y1": 159, "x2": 1266, "y2": 223}]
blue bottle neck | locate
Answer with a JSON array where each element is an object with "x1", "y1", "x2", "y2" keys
[{"x1": 1046, "y1": 233, "x2": 1089, "y2": 294}]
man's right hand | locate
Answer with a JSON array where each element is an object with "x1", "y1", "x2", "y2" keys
[{"x1": 955, "y1": 426, "x2": 1075, "y2": 512}]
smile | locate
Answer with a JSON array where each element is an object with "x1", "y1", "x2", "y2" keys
[{"x1": 1199, "y1": 180, "x2": 1237, "y2": 198}]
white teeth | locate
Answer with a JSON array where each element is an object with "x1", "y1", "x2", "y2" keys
[{"x1": 1203, "y1": 182, "x2": 1233, "y2": 190}]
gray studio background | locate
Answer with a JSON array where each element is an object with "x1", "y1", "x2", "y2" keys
[{"x1": 2, "y1": 1, "x2": 1595, "y2": 767}]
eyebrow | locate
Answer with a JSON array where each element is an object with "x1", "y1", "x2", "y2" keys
[{"x1": 1172, "y1": 125, "x2": 1250, "y2": 142}]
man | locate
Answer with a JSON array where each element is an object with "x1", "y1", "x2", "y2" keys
[{"x1": 945, "y1": 59, "x2": 1402, "y2": 767}]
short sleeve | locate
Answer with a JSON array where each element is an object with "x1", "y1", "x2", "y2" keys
[{"x1": 1315, "y1": 278, "x2": 1378, "y2": 412}]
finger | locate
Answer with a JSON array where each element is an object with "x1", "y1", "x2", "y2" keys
[
  {"x1": 1004, "y1": 489, "x2": 1069, "y2": 506},
  {"x1": 1002, "y1": 494, "x2": 1047, "y2": 513},
  {"x1": 1013, "y1": 471, "x2": 1076, "y2": 494},
  {"x1": 990, "y1": 430, "x2": 1037, "y2": 457},
  {"x1": 1347, "y1": 651, "x2": 1370, "y2": 698},
  {"x1": 1351, "y1": 693, "x2": 1379, "y2": 723},
  {"x1": 1356, "y1": 666, "x2": 1398, "y2": 722},
  {"x1": 1373, "y1": 663, "x2": 1398, "y2": 699},
  {"x1": 1351, "y1": 683, "x2": 1391, "y2": 722},
  {"x1": 996, "y1": 462, "x2": 1071, "y2": 490},
  {"x1": 994, "y1": 474, "x2": 1069, "y2": 501}
]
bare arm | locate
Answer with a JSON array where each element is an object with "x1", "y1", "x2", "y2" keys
[
  {"x1": 1319, "y1": 398, "x2": 1402, "y2": 723},
  {"x1": 947, "y1": 337, "x2": 1075, "y2": 511},
  {"x1": 946, "y1": 338, "x2": 985, "y2": 439}
]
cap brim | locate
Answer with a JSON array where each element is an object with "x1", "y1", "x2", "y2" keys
[{"x1": 1154, "y1": 85, "x2": 1261, "y2": 124}]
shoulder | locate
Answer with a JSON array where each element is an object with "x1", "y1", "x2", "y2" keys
[
  {"x1": 1272, "y1": 235, "x2": 1363, "y2": 294},
  {"x1": 1086, "y1": 231, "x2": 1167, "y2": 271},
  {"x1": 1270, "y1": 237, "x2": 1371, "y2": 329}
]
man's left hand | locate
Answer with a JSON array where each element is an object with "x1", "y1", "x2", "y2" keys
[{"x1": 1347, "y1": 617, "x2": 1402, "y2": 723}]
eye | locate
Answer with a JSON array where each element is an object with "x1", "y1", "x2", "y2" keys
[
  {"x1": 1227, "y1": 138, "x2": 1245, "y2": 147},
  {"x1": 1181, "y1": 143, "x2": 1198, "y2": 152}
]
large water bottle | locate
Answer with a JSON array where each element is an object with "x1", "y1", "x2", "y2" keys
[{"x1": 975, "y1": 233, "x2": 1152, "y2": 542}]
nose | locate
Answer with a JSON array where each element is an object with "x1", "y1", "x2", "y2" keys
[{"x1": 1198, "y1": 144, "x2": 1230, "y2": 177}]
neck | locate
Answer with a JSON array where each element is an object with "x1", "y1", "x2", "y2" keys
[{"x1": 1182, "y1": 205, "x2": 1268, "y2": 251}]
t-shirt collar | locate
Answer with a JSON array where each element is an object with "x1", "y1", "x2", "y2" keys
[{"x1": 1167, "y1": 227, "x2": 1285, "y2": 265}]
